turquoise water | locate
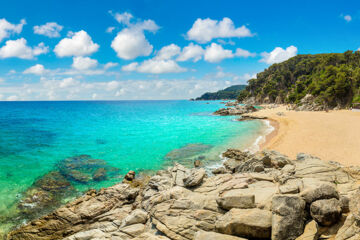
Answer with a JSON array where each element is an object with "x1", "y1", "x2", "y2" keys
[{"x1": 0, "y1": 100, "x2": 265, "y2": 233}]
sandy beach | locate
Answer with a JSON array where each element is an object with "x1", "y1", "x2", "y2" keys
[{"x1": 251, "y1": 105, "x2": 360, "y2": 166}]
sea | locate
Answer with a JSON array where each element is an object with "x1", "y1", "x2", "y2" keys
[{"x1": 0, "y1": 100, "x2": 270, "y2": 235}]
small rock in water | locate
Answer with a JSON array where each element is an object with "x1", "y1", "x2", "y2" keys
[
  {"x1": 194, "y1": 159, "x2": 201, "y2": 168},
  {"x1": 124, "y1": 170, "x2": 136, "y2": 181},
  {"x1": 164, "y1": 143, "x2": 212, "y2": 161}
]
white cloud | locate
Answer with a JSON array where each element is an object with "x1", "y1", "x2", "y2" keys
[
  {"x1": 113, "y1": 12, "x2": 133, "y2": 25},
  {"x1": 59, "y1": 77, "x2": 79, "y2": 88},
  {"x1": 204, "y1": 43, "x2": 234, "y2": 63},
  {"x1": 0, "y1": 38, "x2": 49, "y2": 59},
  {"x1": 72, "y1": 56, "x2": 98, "y2": 70},
  {"x1": 0, "y1": 77, "x2": 4, "y2": 83},
  {"x1": 104, "y1": 62, "x2": 118, "y2": 69},
  {"x1": 137, "y1": 59, "x2": 186, "y2": 74},
  {"x1": 344, "y1": 15, "x2": 352, "y2": 22},
  {"x1": 177, "y1": 43, "x2": 204, "y2": 62},
  {"x1": 186, "y1": 17, "x2": 253, "y2": 43},
  {"x1": 33, "y1": 22, "x2": 63, "y2": 38},
  {"x1": 23, "y1": 64, "x2": 49, "y2": 75},
  {"x1": 122, "y1": 62, "x2": 139, "y2": 71},
  {"x1": 0, "y1": 18, "x2": 26, "y2": 42},
  {"x1": 155, "y1": 44, "x2": 181, "y2": 60},
  {"x1": 110, "y1": 12, "x2": 159, "y2": 60},
  {"x1": 260, "y1": 45, "x2": 298, "y2": 64},
  {"x1": 235, "y1": 48, "x2": 256, "y2": 58},
  {"x1": 123, "y1": 59, "x2": 186, "y2": 74},
  {"x1": 111, "y1": 28, "x2": 153, "y2": 60},
  {"x1": 106, "y1": 27, "x2": 115, "y2": 33},
  {"x1": 54, "y1": 30, "x2": 99, "y2": 57}
]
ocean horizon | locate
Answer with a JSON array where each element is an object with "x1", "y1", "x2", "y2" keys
[{"x1": 0, "y1": 100, "x2": 267, "y2": 233}]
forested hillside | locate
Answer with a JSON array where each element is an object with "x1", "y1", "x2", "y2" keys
[
  {"x1": 196, "y1": 85, "x2": 247, "y2": 100},
  {"x1": 238, "y1": 51, "x2": 360, "y2": 107}
]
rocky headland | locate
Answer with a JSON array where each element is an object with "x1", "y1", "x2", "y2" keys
[{"x1": 7, "y1": 147, "x2": 360, "y2": 240}]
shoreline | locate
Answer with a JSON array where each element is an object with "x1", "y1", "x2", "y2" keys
[{"x1": 247, "y1": 105, "x2": 360, "y2": 166}]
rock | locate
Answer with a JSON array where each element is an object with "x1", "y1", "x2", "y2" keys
[
  {"x1": 271, "y1": 195, "x2": 306, "y2": 240},
  {"x1": 194, "y1": 231, "x2": 247, "y2": 240},
  {"x1": 261, "y1": 150, "x2": 291, "y2": 169},
  {"x1": 214, "y1": 105, "x2": 258, "y2": 116},
  {"x1": 194, "y1": 159, "x2": 201, "y2": 168},
  {"x1": 300, "y1": 184, "x2": 339, "y2": 204},
  {"x1": 310, "y1": 198, "x2": 342, "y2": 226},
  {"x1": 183, "y1": 168, "x2": 206, "y2": 187},
  {"x1": 34, "y1": 171, "x2": 72, "y2": 192},
  {"x1": 121, "y1": 209, "x2": 148, "y2": 227},
  {"x1": 335, "y1": 214, "x2": 360, "y2": 240},
  {"x1": 133, "y1": 233, "x2": 171, "y2": 240},
  {"x1": 64, "y1": 229, "x2": 107, "y2": 240},
  {"x1": 124, "y1": 170, "x2": 136, "y2": 181},
  {"x1": 211, "y1": 167, "x2": 228, "y2": 174},
  {"x1": 164, "y1": 143, "x2": 212, "y2": 161},
  {"x1": 66, "y1": 169, "x2": 91, "y2": 183},
  {"x1": 340, "y1": 195, "x2": 350, "y2": 213},
  {"x1": 215, "y1": 208, "x2": 272, "y2": 239},
  {"x1": 120, "y1": 223, "x2": 146, "y2": 237},
  {"x1": 295, "y1": 220, "x2": 320, "y2": 240},
  {"x1": 279, "y1": 179, "x2": 302, "y2": 194},
  {"x1": 93, "y1": 168, "x2": 107, "y2": 181},
  {"x1": 234, "y1": 156, "x2": 265, "y2": 173},
  {"x1": 217, "y1": 191, "x2": 255, "y2": 210},
  {"x1": 237, "y1": 115, "x2": 267, "y2": 121}
]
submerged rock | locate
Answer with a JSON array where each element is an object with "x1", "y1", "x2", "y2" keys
[
  {"x1": 164, "y1": 143, "x2": 212, "y2": 162},
  {"x1": 93, "y1": 168, "x2": 107, "y2": 181}
]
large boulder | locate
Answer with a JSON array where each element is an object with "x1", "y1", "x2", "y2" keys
[
  {"x1": 271, "y1": 195, "x2": 306, "y2": 240},
  {"x1": 310, "y1": 198, "x2": 342, "y2": 226},
  {"x1": 300, "y1": 184, "x2": 339, "y2": 204},
  {"x1": 216, "y1": 191, "x2": 255, "y2": 210},
  {"x1": 215, "y1": 208, "x2": 272, "y2": 239},
  {"x1": 183, "y1": 168, "x2": 206, "y2": 188}
]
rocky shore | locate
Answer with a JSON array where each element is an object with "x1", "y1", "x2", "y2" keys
[{"x1": 7, "y1": 148, "x2": 360, "y2": 240}]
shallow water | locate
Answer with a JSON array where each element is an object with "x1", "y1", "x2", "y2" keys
[{"x1": 0, "y1": 100, "x2": 266, "y2": 233}]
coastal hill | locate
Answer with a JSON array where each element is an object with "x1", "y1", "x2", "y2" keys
[
  {"x1": 238, "y1": 51, "x2": 360, "y2": 108},
  {"x1": 195, "y1": 84, "x2": 247, "y2": 100}
]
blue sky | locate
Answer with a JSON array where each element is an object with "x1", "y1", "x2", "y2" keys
[{"x1": 0, "y1": 0, "x2": 359, "y2": 100}]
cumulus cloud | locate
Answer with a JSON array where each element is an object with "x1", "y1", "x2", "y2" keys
[
  {"x1": 0, "y1": 38, "x2": 49, "y2": 59},
  {"x1": 344, "y1": 15, "x2": 352, "y2": 22},
  {"x1": 0, "y1": 18, "x2": 26, "y2": 42},
  {"x1": 113, "y1": 12, "x2": 133, "y2": 25},
  {"x1": 104, "y1": 62, "x2": 118, "y2": 69},
  {"x1": 111, "y1": 12, "x2": 159, "y2": 60},
  {"x1": 72, "y1": 56, "x2": 98, "y2": 70},
  {"x1": 177, "y1": 43, "x2": 204, "y2": 62},
  {"x1": 235, "y1": 48, "x2": 256, "y2": 58},
  {"x1": 204, "y1": 43, "x2": 234, "y2": 63},
  {"x1": 155, "y1": 44, "x2": 181, "y2": 60},
  {"x1": 260, "y1": 45, "x2": 298, "y2": 64},
  {"x1": 106, "y1": 27, "x2": 115, "y2": 33},
  {"x1": 186, "y1": 17, "x2": 253, "y2": 43},
  {"x1": 23, "y1": 64, "x2": 49, "y2": 75},
  {"x1": 34, "y1": 22, "x2": 63, "y2": 38},
  {"x1": 59, "y1": 77, "x2": 79, "y2": 88},
  {"x1": 123, "y1": 59, "x2": 186, "y2": 74},
  {"x1": 111, "y1": 28, "x2": 153, "y2": 60},
  {"x1": 122, "y1": 62, "x2": 139, "y2": 71},
  {"x1": 54, "y1": 30, "x2": 99, "y2": 57}
]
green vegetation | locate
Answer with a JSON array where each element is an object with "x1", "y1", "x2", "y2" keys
[
  {"x1": 196, "y1": 85, "x2": 247, "y2": 100},
  {"x1": 239, "y1": 51, "x2": 360, "y2": 107}
]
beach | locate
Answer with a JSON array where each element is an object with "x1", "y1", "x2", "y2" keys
[{"x1": 251, "y1": 105, "x2": 360, "y2": 166}]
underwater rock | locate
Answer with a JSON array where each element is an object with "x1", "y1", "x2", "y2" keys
[
  {"x1": 66, "y1": 170, "x2": 91, "y2": 183},
  {"x1": 93, "y1": 168, "x2": 107, "y2": 181},
  {"x1": 17, "y1": 171, "x2": 74, "y2": 218},
  {"x1": 164, "y1": 143, "x2": 212, "y2": 161}
]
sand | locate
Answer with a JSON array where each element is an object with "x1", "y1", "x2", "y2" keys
[{"x1": 249, "y1": 105, "x2": 360, "y2": 166}]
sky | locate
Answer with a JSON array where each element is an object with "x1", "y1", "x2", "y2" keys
[{"x1": 0, "y1": 0, "x2": 359, "y2": 101}]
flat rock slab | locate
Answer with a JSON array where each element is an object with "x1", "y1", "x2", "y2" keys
[
  {"x1": 216, "y1": 208, "x2": 272, "y2": 239},
  {"x1": 194, "y1": 231, "x2": 248, "y2": 240}
]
